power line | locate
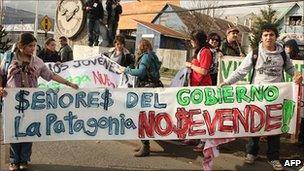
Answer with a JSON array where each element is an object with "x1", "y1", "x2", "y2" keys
[{"x1": 121, "y1": 0, "x2": 301, "y2": 16}]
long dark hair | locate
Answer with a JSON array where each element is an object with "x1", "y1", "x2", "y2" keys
[
  {"x1": 284, "y1": 39, "x2": 300, "y2": 59},
  {"x1": 190, "y1": 29, "x2": 208, "y2": 59},
  {"x1": 17, "y1": 32, "x2": 37, "y2": 53},
  {"x1": 208, "y1": 32, "x2": 221, "y2": 48}
]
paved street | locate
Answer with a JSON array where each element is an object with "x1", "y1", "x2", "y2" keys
[{"x1": 1, "y1": 135, "x2": 303, "y2": 170}]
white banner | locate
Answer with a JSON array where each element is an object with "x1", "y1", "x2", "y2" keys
[
  {"x1": 3, "y1": 83, "x2": 299, "y2": 143},
  {"x1": 218, "y1": 56, "x2": 304, "y2": 118},
  {"x1": 170, "y1": 67, "x2": 189, "y2": 87},
  {"x1": 38, "y1": 54, "x2": 135, "y2": 89}
]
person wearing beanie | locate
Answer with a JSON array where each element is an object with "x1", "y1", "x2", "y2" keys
[{"x1": 220, "y1": 27, "x2": 246, "y2": 57}]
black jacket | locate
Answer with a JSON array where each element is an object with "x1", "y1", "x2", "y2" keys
[
  {"x1": 106, "y1": 0, "x2": 122, "y2": 24},
  {"x1": 108, "y1": 48, "x2": 134, "y2": 67},
  {"x1": 85, "y1": 0, "x2": 104, "y2": 20},
  {"x1": 38, "y1": 49, "x2": 61, "y2": 63}
]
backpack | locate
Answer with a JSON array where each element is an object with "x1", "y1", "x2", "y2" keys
[
  {"x1": 209, "y1": 49, "x2": 218, "y2": 75},
  {"x1": 250, "y1": 49, "x2": 287, "y2": 84},
  {"x1": 0, "y1": 51, "x2": 14, "y2": 87},
  {"x1": 0, "y1": 51, "x2": 14, "y2": 112}
]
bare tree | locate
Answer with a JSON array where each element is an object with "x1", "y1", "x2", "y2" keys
[
  {"x1": 178, "y1": 1, "x2": 226, "y2": 38},
  {"x1": 181, "y1": 0, "x2": 224, "y2": 18}
]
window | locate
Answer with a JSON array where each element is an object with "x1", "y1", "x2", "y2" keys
[{"x1": 289, "y1": 16, "x2": 302, "y2": 26}]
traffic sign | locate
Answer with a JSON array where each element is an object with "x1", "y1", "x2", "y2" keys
[{"x1": 40, "y1": 15, "x2": 52, "y2": 33}]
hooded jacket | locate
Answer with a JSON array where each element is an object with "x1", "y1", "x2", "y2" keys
[
  {"x1": 124, "y1": 51, "x2": 161, "y2": 82},
  {"x1": 226, "y1": 42, "x2": 295, "y2": 84}
]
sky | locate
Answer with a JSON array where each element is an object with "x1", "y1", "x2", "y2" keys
[{"x1": 2, "y1": 0, "x2": 300, "y2": 19}]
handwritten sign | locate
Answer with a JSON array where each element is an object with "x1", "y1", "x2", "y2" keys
[
  {"x1": 218, "y1": 56, "x2": 304, "y2": 85},
  {"x1": 38, "y1": 54, "x2": 134, "y2": 89},
  {"x1": 170, "y1": 67, "x2": 189, "y2": 87},
  {"x1": 3, "y1": 82, "x2": 298, "y2": 143},
  {"x1": 218, "y1": 56, "x2": 304, "y2": 118}
]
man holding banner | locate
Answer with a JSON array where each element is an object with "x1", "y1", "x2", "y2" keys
[{"x1": 221, "y1": 24, "x2": 303, "y2": 171}]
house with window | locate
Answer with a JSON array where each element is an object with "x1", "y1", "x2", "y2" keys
[
  {"x1": 135, "y1": 3, "x2": 250, "y2": 51},
  {"x1": 134, "y1": 3, "x2": 250, "y2": 69},
  {"x1": 276, "y1": 2, "x2": 304, "y2": 51}
]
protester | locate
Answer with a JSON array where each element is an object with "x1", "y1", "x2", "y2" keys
[
  {"x1": 221, "y1": 27, "x2": 245, "y2": 57},
  {"x1": 221, "y1": 24, "x2": 303, "y2": 171},
  {"x1": 208, "y1": 32, "x2": 223, "y2": 85},
  {"x1": 106, "y1": 0, "x2": 122, "y2": 45},
  {"x1": 185, "y1": 29, "x2": 213, "y2": 152},
  {"x1": 118, "y1": 39, "x2": 162, "y2": 157},
  {"x1": 284, "y1": 39, "x2": 304, "y2": 60},
  {"x1": 107, "y1": 35, "x2": 134, "y2": 67},
  {"x1": 0, "y1": 32, "x2": 79, "y2": 171},
  {"x1": 85, "y1": 0, "x2": 104, "y2": 46},
  {"x1": 59, "y1": 36, "x2": 73, "y2": 62},
  {"x1": 38, "y1": 38, "x2": 61, "y2": 63},
  {"x1": 284, "y1": 39, "x2": 304, "y2": 145}
]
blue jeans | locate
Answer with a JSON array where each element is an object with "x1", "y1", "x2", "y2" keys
[
  {"x1": 246, "y1": 135, "x2": 280, "y2": 161},
  {"x1": 10, "y1": 142, "x2": 32, "y2": 164},
  {"x1": 88, "y1": 19, "x2": 100, "y2": 45},
  {"x1": 299, "y1": 118, "x2": 304, "y2": 143}
]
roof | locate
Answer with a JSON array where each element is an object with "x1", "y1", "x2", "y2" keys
[
  {"x1": 154, "y1": 4, "x2": 250, "y2": 38},
  {"x1": 135, "y1": 20, "x2": 187, "y2": 40},
  {"x1": 276, "y1": 2, "x2": 303, "y2": 23},
  {"x1": 118, "y1": 0, "x2": 180, "y2": 30}
]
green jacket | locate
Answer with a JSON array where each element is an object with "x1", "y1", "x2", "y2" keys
[
  {"x1": 59, "y1": 45, "x2": 73, "y2": 62},
  {"x1": 220, "y1": 39, "x2": 245, "y2": 57}
]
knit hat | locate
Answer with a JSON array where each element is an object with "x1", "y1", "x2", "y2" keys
[{"x1": 226, "y1": 27, "x2": 239, "y2": 35}]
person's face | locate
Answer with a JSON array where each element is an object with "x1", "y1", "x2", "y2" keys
[
  {"x1": 115, "y1": 41, "x2": 124, "y2": 51},
  {"x1": 20, "y1": 41, "x2": 36, "y2": 58},
  {"x1": 46, "y1": 41, "x2": 56, "y2": 52},
  {"x1": 261, "y1": 30, "x2": 276, "y2": 49},
  {"x1": 285, "y1": 46, "x2": 292, "y2": 54},
  {"x1": 59, "y1": 39, "x2": 66, "y2": 46},
  {"x1": 209, "y1": 37, "x2": 220, "y2": 48},
  {"x1": 227, "y1": 31, "x2": 238, "y2": 42},
  {"x1": 190, "y1": 39, "x2": 198, "y2": 48}
]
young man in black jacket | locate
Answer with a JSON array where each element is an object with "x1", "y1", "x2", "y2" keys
[
  {"x1": 106, "y1": 0, "x2": 122, "y2": 45},
  {"x1": 85, "y1": 0, "x2": 104, "y2": 46}
]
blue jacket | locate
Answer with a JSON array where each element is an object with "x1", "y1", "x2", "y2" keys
[{"x1": 124, "y1": 51, "x2": 161, "y2": 82}]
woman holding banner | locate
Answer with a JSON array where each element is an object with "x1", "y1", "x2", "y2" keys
[
  {"x1": 0, "y1": 33, "x2": 78, "y2": 171},
  {"x1": 284, "y1": 39, "x2": 304, "y2": 146},
  {"x1": 118, "y1": 39, "x2": 162, "y2": 157},
  {"x1": 107, "y1": 35, "x2": 134, "y2": 67},
  {"x1": 185, "y1": 29, "x2": 213, "y2": 151}
]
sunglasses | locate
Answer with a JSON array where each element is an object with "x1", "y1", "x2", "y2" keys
[{"x1": 211, "y1": 38, "x2": 220, "y2": 42}]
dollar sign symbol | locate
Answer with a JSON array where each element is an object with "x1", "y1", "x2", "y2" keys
[
  {"x1": 15, "y1": 90, "x2": 30, "y2": 113},
  {"x1": 100, "y1": 89, "x2": 114, "y2": 110}
]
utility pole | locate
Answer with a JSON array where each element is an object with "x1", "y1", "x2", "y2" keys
[
  {"x1": 34, "y1": 0, "x2": 39, "y2": 57},
  {"x1": 34, "y1": 0, "x2": 39, "y2": 38},
  {"x1": 302, "y1": 1, "x2": 304, "y2": 34},
  {"x1": 0, "y1": 0, "x2": 3, "y2": 25}
]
